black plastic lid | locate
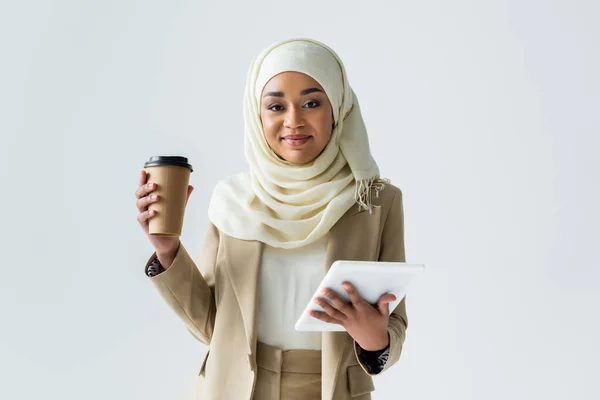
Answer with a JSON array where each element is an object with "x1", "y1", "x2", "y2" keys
[{"x1": 143, "y1": 156, "x2": 193, "y2": 172}]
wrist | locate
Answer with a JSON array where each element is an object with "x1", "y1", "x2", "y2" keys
[
  {"x1": 359, "y1": 330, "x2": 390, "y2": 351},
  {"x1": 156, "y1": 240, "x2": 180, "y2": 257},
  {"x1": 156, "y1": 241, "x2": 180, "y2": 269}
]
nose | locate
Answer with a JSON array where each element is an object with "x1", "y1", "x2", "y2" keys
[{"x1": 283, "y1": 107, "x2": 305, "y2": 129}]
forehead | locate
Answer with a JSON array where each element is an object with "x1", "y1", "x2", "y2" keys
[{"x1": 261, "y1": 71, "x2": 324, "y2": 94}]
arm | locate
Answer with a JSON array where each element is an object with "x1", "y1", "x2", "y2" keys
[
  {"x1": 144, "y1": 221, "x2": 219, "y2": 345},
  {"x1": 354, "y1": 187, "x2": 408, "y2": 375}
]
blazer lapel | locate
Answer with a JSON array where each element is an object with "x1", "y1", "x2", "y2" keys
[{"x1": 224, "y1": 236, "x2": 263, "y2": 355}]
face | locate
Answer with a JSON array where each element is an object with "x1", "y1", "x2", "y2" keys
[{"x1": 260, "y1": 71, "x2": 334, "y2": 165}]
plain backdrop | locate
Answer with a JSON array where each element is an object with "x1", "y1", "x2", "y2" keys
[{"x1": 1, "y1": 0, "x2": 598, "y2": 399}]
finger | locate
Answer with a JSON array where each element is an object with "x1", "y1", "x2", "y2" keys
[
  {"x1": 342, "y1": 282, "x2": 367, "y2": 309},
  {"x1": 139, "y1": 169, "x2": 147, "y2": 187},
  {"x1": 377, "y1": 294, "x2": 397, "y2": 315},
  {"x1": 185, "y1": 185, "x2": 194, "y2": 206},
  {"x1": 137, "y1": 209, "x2": 155, "y2": 224},
  {"x1": 136, "y1": 181, "x2": 156, "y2": 200},
  {"x1": 321, "y1": 288, "x2": 351, "y2": 315},
  {"x1": 136, "y1": 171, "x2": 144, "y2": 199},
  {"x1": 308, "y1": 310, "x2": 342, "y2": 325},
  {"x1": 136, "y1": 193, "x2": 159, "y2": 212},
  {"x1": 136, "y1": 170, "x2": 150, "y2": 197},
  {"x1": 314, "y1": 296, "x2": 346, "y2": 321}
]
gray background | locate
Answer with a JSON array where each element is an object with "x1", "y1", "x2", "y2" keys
[{"x1": 1, "y1": 0, "x2": 598, "y2": 399}]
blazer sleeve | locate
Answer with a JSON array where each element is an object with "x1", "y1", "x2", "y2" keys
[
  {"x1": 354, "y1": 186, "x2": 408, "y2": 375},
  {"x1": 144, "y1": 220, "x2": 219, "y2": 345}
]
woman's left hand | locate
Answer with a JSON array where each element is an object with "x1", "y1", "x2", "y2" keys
[{"x1": 309, "y1": 281, "x2": 396, "y2": 351}]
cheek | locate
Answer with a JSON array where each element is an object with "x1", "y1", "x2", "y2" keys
[
  {"x1": 263, "y1": 119, "x2": 277, "y2": 133},
  {"x1": 260, "y1": 114, "x2": 276, "y2": 134},
  {"x1": 316, "y1": 112, "x2": 334, "y2": 140},
  {"x1": 260, "y1": 114, "x2": 282, "y2": 148}
]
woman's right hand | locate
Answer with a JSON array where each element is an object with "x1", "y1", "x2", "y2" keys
[{"x1": 136, "y1": 169, "x2": 194, "y2": 266}]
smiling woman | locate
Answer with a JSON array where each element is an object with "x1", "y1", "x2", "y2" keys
[
  {"x1": 137, "y1": 37, "x2": 408, "y2": 400},
  {"x1": 260, "y1": 72, "x2": 334, "y2": 165}
]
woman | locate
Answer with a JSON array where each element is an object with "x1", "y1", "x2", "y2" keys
[{"x1": 135, "y1": 38, "x2": 408, "y2": 400}]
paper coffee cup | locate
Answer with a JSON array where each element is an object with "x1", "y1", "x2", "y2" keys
[{"x1": 143, "y1": 156, "x2": 193, "y2": 237}]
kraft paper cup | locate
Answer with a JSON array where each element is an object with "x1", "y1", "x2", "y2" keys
[{"x1": 143, "y1": 156, "x2": 193, "y2": 237}]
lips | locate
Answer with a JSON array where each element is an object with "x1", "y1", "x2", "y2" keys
[{"x1": 283, "y1": 135, "x2": 311, "y2": 147}]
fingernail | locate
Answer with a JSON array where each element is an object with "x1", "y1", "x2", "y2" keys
[{"x1": 151, "y1": 195, "x2": 157, "y2": 200}]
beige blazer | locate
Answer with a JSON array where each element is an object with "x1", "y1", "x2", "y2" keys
[{"x1": 144, "y1": 183, "x2": 408, "y2": 400}]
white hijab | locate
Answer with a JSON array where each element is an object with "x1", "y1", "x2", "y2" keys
[{"x1": 208, "y1": 38, "x2": 388, "y2": 249}]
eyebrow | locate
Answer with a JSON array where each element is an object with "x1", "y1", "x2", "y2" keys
[{"x1": 262, "y1": 87, "x2": 323, "y2": 98}]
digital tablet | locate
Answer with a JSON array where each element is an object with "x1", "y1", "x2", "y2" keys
[{"x1": 294, "y1": 260, "x2": 425, "y2": 332}]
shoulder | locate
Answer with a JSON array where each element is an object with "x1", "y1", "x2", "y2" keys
[
  {"x1": 209, "y1": 171, "x2": 253, "y2": 203},
  {"x1": 374, "y1": 180, "x2": 403, "y2": 210},
  {"x1": 207, "y1": 171, "x2": 253, "y2": 234},
  {"x1": 372, "y1": 181, "x2": 404, "y2": 230},
  {"x1": 213, "y1": 171, "x2": 252, "y2": 192}
]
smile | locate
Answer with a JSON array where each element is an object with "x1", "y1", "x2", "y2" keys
[{"x1": 283, "y1": 136, "x2": 311, "y2": 147}]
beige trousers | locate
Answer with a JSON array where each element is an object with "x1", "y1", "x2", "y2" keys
[{"x1": 253, "y1": 341, "x2": 322, "y2": 400}]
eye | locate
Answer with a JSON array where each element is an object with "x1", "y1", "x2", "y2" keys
[
  {"x1": 303, "y1": 100, "x2": 320, "y2": 108},
  {"x1": 268, "y1": 104, "x2": 284, "y2": 112}
]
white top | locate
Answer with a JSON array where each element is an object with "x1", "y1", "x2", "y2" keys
[{"x1": 257, "y1": 236, "x2": 328, "y2": 351}]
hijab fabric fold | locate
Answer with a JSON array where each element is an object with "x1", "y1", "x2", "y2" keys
[{"x1": 208, "y1": 38, "x2": 388, "y2": 249}]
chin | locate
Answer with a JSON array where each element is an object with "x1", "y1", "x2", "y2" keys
[{"x1": 281, "y1": 151, "x2": 316, "y2": 165}]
